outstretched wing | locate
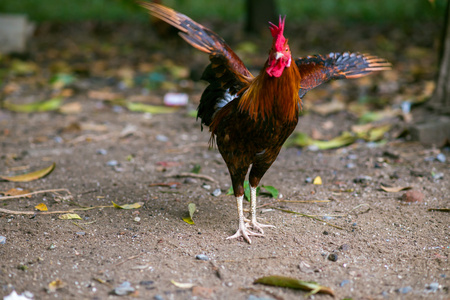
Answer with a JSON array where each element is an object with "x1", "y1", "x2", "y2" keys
[
  {"x1": 139, "y1": 2, "x2": 252, "y2": 127},
  {"x1": 139, "y1": 2, "x2": 252, "y2": 89},
  {"x1": 295, "y1": 52, "x2": 391, "y2": 98}
]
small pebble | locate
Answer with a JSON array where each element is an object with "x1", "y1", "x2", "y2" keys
[
  {"x1": 97, "y1": 149, "x2": 108, "y2": 155},
  {"x1": 154, "y1": 295, "x2": 164, "y2": 300},
  {"x1": 140, "y1": 280, "x2": 154, "y2": 286},
  {"x1": 156, "y1": 134, "x2": 169, "y2": 142},
  {"x1": 202, "y1": 184, "x2": 211, "y2": 190},
  {"x1": 211, "y1": 189, "x2": 221, "y2": 197},
  {"x1": 113, "y1": 281, "x2": 135, "y2": 296},
  {"x1": 134, "y1": 217, "x2": 141, "y2": 222},
  {"x1": 426, "y1": 282, "x2": 439, "y2": 292},
  {"x1": 323, "y1": 231, "x2": 329, "y2": 235},
  {"x1": 184, "y1": 178, "x2": 197, "y2": 184},
  {"x1": 107, "y1": 160, "x2": 118, "y2": 166},
  {"x1": 346, "y1": 163, "x2": 356, "y2": 169},
  {"x1": 401, "y1": 190, "x2": 424, "y2": 203},
  {"x1": 0, "y1": 236, "x2": 6, "y2": 244},
  {"x1": 352, "y1": 222, "x2": 357, "y2": 227},
  {"x1": 53, "y1": 136, "x2": 63, "y2": 143},
  {"x1": 48, "y1": 244, "x2": 56, "y2": 250},
  {"x1": 195, "y1": 254, "x2": 209, "y2": 261},
  {"x1": 76, "y1": 232, "x2": 86, "y2": 236},
  {"x1": 328, "y1": 253, "x2": 338, "y2": 262},
  {"x1": 322, "y1": 216, "x2": 334, "y2": 221},
  {"x1": 305, "y1": 177, "x2": 312, "y2": 183},
  {"x1": 353, "y1": 175, "x2": 372, "y2": 184},
  {"x1": 340, "y1": 279, "x2": 351, "y2": 287},
  {"x1": 397, "y1": 286, "x2": 412, "y2": 294},
  {"x1": 339, "y1": 244, "x2": 351, "y2": 251},
  {"x1": 23, "y1": 291, "x2": 34, "y2": 299},
  {"x1": 432, "y1": 172, "x2": 444, "y2": 180},
  {"x1": 348, "y1": 154, "x2": 358, "y2": 160},
  {"x1": 436, "y1": 153, "x2": 446, "y2": 162}
]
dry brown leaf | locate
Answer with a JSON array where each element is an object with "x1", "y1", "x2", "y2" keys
[
  {"x1": 88, "y1": 90, "x2": 122, "y2": 101},
  {"x1": 35, "y1": 203, "x2": 48, "y2": 211},
  {"x1": 59, "y1": 101, "x2": 81, "y2": 114},
  {"x1": 380, "y1": 184, "x2": 412, "y2": 193},
  {"x1": 1, "y1": 188, "x2": 31, "y2": 197}
]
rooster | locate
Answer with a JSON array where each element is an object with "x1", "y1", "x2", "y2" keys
[{"x1": 140, "y1": 3, "x2": 390, "y2": 243}]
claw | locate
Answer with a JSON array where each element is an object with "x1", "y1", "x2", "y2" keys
[
  {"x1": 226, "y1": 227, "x2": 263, "y2": 244},
  {"x1": 247, "y1": 220, "x2": 275, "y2": 234}
]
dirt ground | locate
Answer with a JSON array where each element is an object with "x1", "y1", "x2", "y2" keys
[{"x1": 0, "y1": 19, "x2": 449, "y2": 300}]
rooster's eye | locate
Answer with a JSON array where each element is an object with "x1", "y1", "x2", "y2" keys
[{"x1": 285, "y1": 48, "x2": 289, "y2": 52}]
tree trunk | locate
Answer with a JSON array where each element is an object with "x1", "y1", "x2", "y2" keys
[
  {"x1": 245, "y1": 0, "x2": 277, "y2": 34},
  {"x1": 429, "y1": 0, "x2": 450, "y2": 113}
]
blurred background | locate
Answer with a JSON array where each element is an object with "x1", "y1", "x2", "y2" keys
[{"x1": 0, "y1": 0, "x2": 448, "y2": 146}]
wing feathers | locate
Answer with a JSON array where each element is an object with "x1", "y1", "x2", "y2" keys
[{"x1": 295, "y1": 52, "x2": 391, "y2": 95}]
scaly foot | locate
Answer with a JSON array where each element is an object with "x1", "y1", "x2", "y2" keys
[
  {"x1": 245, "y1": 218, "x2": 275, "y2": 234},
  {"x1": 226, "y1": 224, "x2": 263, "y2": 244}
]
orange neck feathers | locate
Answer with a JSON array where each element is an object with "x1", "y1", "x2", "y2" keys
[{"x1": 238, "y1": 60, "x2": 301, "y2": 123}]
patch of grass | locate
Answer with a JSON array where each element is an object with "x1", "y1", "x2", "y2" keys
[{"x1": 0, "y1": 0, "x2": 446, "y2": 23}]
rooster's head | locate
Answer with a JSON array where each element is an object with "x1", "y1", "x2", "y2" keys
[{"x1": 266, "y1": 16, "x2": 291, "y2": 77}]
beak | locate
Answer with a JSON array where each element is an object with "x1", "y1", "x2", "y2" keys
[{"x1": 275, "y1": 52, "x2": 283, "y2": 60}]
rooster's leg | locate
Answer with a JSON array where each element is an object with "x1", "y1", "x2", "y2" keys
[
  {"x1": 246, "y1": 186, "x2": 275, "y2": 234},
  {"x1": 226, "y1": 195, "x2": 262, "y2": 243}
]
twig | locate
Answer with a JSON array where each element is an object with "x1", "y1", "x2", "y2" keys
[
  {"x1": 72, "y1": 221, "x2": 86, "y2": 231},
  {"x1": 166, "y1": 172, "x2": 217, "y2": 183},
  {"x1": 0, "y1": 188, "x2": 71, "y2": 201},
  {"x1": 347, "y1": 203, "x2": 371, "y2": 215},
  {"x1": 257, "y1": 199, "x2": 331, "y2": 209},
  {"x1": 271, "y1": 207, "x2": 344, "y2": 230},
  {"x1": 0, "y1": 205, "x2": 113, "y2": 215},
  {"x1": 114, "y1": 252, "x2": 144, "y2": 267},
  {"x1": 428, "y1": 208, "x2": 450, "y2": 212}
]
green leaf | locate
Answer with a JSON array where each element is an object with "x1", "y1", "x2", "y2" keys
[
  {"x1": 288, "y1": 131, "x2": 356, "y2": 150},
  {"x1": 262, "y1": 185, "x2": 279, "y2": 198},
  {"x1": 0, "y1": 163, "x2": 55, "y2": 182},
  {"x1": 190, "y1": 164, "x2": 201, "y2": 174},
  {"x1": 182, "y1": 203, "x2": 196, "y2": 225},
  {"x1": 112, "y1": 201, "x2": 142, "y2": 209},
  {"x1": 49, "y1": 73, "x2": 76, "y2": 89},
  {"x1": 4, "y1": 98, "x2": 63, "y2": 113},
  {"x1": 254, "y1": 275, "x2": 335, "y2": 297},
  {"x1": 126, "y1": 102, "x2": 177, "y2": 114}
]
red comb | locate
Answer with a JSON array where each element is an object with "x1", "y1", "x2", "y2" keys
[{"x1": 268, "y1": 16, "x2": 286, "y2": 51}]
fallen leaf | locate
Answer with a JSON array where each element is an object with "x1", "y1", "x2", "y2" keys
[
  {"x1": 59, "y1": 101, "x2": 82, "y2": 114},
  {"x1": 0, "y1": 163, "x2": 55, "y2": 182},
  {"x1": 49, "y1": 73, "x2": 76, "y2": 89},
  {"x1": 112, "y1": 201, "x2": 143, "y2": 209},
  {"x1": 254, "y1": 275, "x2": 334, "y2": 297},
  {"x1": 35, "y1": 203, "x2": 48, "y2": 211},
  {"x1": 380, "y1": 184, "x2": 412, "y2": 193},
  {"x1": 59, "y1": 213, "x2": 82, "y2": 220},
  {"x1": 48, "y1": 279, "x2": 66, "y2": 292},
  {"x1": 148, "y1": 182, "x2": 181, "y2": 188},
  {"x1": 288, "y1": 131, "x2": 356, "y2": 150},
  {"x1": 4, "y1": 98, "x2": 63, "y2": 113},
  {"x1": 309, "y1": 99, "x2": 346, "y2": 116},
  {"x1": 170, "y1": 280, "x2": 195, "y2": 289},
  {"x1": 313, "y1": 176, "x2": 322, "y2": 185},
  {"x1": 10, "y1": 59, "x2": 38, "y2": 75},
  {"x1": 1, "y1": 188, "x2": 31, "y2": 197},
  {"x1": 88, "y1": 90, "x2": 122, "y2": 101},
  {"x1": 126, "y1": 102, "x2": 178, "y2": 114},
  {"x1": 182, "y1": 203, "x2": 196, "y2": 225},
  {"x1": 261, "y1": 185, "x2": 279, "y2": 198}
]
